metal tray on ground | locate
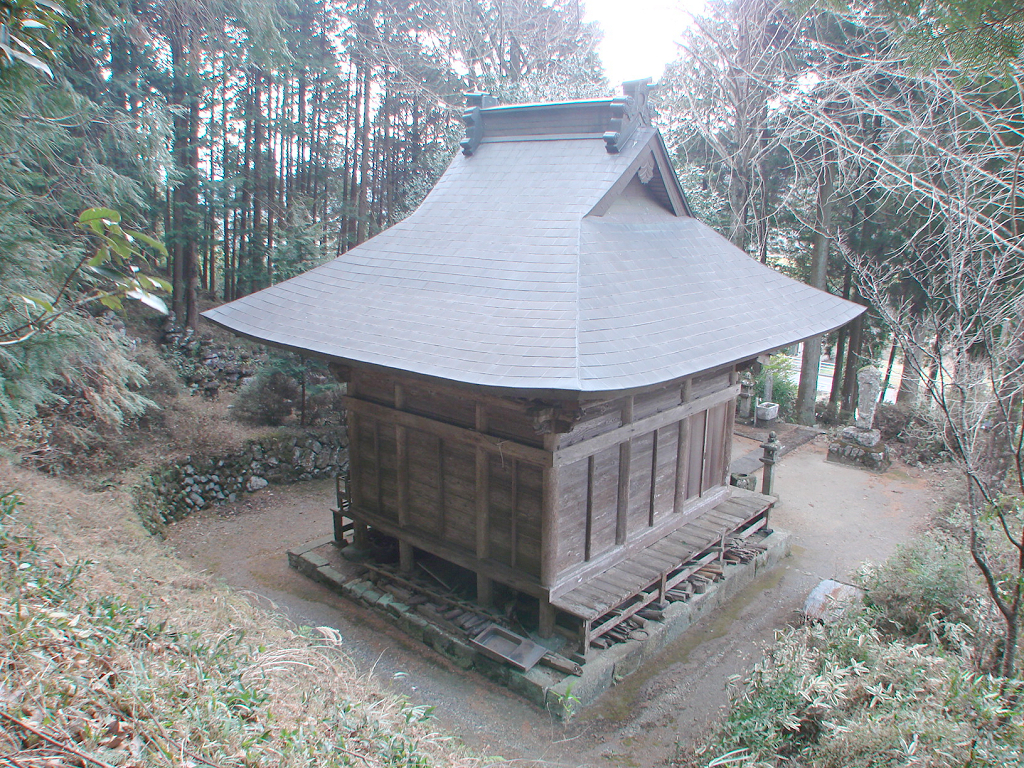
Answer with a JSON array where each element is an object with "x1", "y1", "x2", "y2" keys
[{"x1": 470, "y1": 625, "x2": 548, "y2": 672}]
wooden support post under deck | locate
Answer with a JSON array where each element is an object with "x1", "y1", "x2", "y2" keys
[
  {"x1": 399, "y1": 542, "x2": 415, "y2": 573},
  {"x1": 353, "y1": 521, "x2": 369, "y2": 550},
  {"x1": 539, "y1": 599, "x2": 556, "y2": 639}
]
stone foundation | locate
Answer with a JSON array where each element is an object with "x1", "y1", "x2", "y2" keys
[
  {"x1": 289, "y1": 529, "x2": 791, "y2": 718},
  {"x1": 137, "y1": 428, "x2": 347, "y2": 532},
  {"x1": 827, "y1": 427, "x2": 890, "y2": 472}
]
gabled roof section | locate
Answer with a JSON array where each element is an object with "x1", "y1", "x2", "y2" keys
[
  {"x1": 461, "y1": 79, "x2": 691, "y2": 218},
  {"x1": 203, "y1": 83, "x2": 865, "y2": 395}
]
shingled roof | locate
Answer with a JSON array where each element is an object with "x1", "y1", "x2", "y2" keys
[{"x1": 204, "y1": 80, "x2": 864, "y2": 395}]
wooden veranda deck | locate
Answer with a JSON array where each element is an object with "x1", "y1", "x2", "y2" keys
[{"x1": 551, "y1": 487, "x2": 775, "y2": 656}]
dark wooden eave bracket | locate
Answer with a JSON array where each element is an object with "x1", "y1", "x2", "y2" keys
[{"x1": 527, "y1": 400, "x2": 583, "y2": 434}]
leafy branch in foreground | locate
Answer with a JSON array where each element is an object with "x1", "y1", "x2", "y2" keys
[
  {"x1": 0, "y1": 0, "x2": 69, "y2": 78},
  {"x1": 1, "y1": 207, "x2": 169, "y2": 348}
]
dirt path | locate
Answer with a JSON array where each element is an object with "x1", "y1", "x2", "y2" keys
[{"x1": 166, "y1": 435, "x2": 943, "y2": 767}]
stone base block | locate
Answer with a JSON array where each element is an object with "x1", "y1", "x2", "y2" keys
[
  {"x1": 730, "y1": 472, "x2": 757, "y2": 491},
  {"x1": 827, "y1": 437, "x2": 890, "y2": 472},
  {"x1": 840, "y1": 426, "x2": 881, "y2": 447}
]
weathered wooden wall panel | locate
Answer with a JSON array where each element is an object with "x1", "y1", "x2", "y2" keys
[
  {"x1": 556, "y1": 400, "x2": 621, "y2": 449},
  {"x1": 703, "y1": 403, "x2": 727, "y2": 494},
  {"x1": 555, "y1": 458, "x2": 589, "y2": 572},
  {"x1": 691, "y1": 369, "x2": 731, "y2": 399},
  {"x1": 406, "y1": 428, "x2": 442, "y2": 534},
  {"x1": 686, "y1": 410, "x2": 707, "y2": 499},
  {"x1": 652, "y1": 424, "x2": 678, "y2": 522},
  {"x1": 485, "y1": 405, "x2": 546, "y2": 448},
  {"x1": 589, "y1": 446, "x2": 620, "y2": 559},
  {"x1": 442, "y1": 441, "x2": 476, "y2": 552},
  {"x1": 354, "y1": 416, "x2": 380, "y2": 513},
  {"x1": 343, "y1": 366, "x2": 740, "y2": 600},
  {"x1": 353, "y1": 370, "x2": 397, "y2": 407},
  {"x1": 627, "y1": 432, "x2": 655, "y2": 534},
  {"x1": 516, "y1": 464, "x2": 543, "y2": 577},
  {"x1": 404, "y1": 383, "x2": 477, "y2": 430},
  {"x1": 487, "y1": 456, "x2": 515, "y2": 566},
  {"x1": 632, "y1": 381, "x2": 682, "y2": 421},
  {"x1": 377, "y1": 427, "x2": 399, "y2": 521}
]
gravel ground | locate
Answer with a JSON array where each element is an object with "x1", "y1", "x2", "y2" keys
[{"x1": 166, "y1": 434, "x2": 943, "y2": 767}]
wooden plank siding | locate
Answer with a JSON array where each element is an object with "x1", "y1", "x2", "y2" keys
[{"x1": 341, "y1": 367, "x2": 738, "y2": 602}]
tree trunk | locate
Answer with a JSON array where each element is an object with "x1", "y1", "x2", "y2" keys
[
  {"x1": 896, "y1": 320, "x2": 926, "y2": 406},
  {"x1": 841, "y1": 310, "x2": 864, "y2": 419},
  {"x1": 879, "y1": 341, "x2": 898, "y2": 405},
  {"x1": 795, "y1": 151, "x2": 835, "y2": 425}
]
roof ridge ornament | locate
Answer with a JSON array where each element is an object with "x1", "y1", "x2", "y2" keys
[
  {"x1": 604, "y1": 78, "x2": 654, "y2": 154},
  {"x1": 460, "y1": 92, "x2": 498, "y2": 156}
]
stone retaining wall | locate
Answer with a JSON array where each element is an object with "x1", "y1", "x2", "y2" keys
[{"x1": 137, "y1": 428, "x2": 346, "y2": 532}]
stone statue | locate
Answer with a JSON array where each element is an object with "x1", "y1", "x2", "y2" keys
[{"x1": 855, "y1": 365, "x2": 882, "y2": 430}]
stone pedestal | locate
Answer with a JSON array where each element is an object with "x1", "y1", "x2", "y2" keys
[
  {"x1": 730, "y1": 472, "x2": 757, "y2": 491},
  {"x1": 827, "y1": 426, "x2": 890, "y2": 471}
]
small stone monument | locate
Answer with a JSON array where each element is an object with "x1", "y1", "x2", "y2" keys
[
  {"x1": 736, "y1": 371, "x2": 755, "y2": 420},
  {"x1": 827, "y1": 365, "x2": 890, "y2": 471}
]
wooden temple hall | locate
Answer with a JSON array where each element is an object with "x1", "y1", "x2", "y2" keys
[{"x1": 205, "y1": 80, "x2": 862, "y2": 655}]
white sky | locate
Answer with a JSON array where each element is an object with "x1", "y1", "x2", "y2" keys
[{"x1": 583, "y1": 0, "x2": 706, "y2": 86}]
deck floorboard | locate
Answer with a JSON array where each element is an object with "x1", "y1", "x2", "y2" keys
[{"x1": 552, "y1": 488, "x2": 773, "y2": 620}]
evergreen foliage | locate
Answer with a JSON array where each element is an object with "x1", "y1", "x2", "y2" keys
[{"x1": 0, "y1": 0, "x2": 604, "y2": 426}]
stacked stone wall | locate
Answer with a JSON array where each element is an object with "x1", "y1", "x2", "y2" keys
[{"x1": 137, "y1": 428, "x2": 346, "y2": 532}]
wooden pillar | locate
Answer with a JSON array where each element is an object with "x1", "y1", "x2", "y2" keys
[
  {"x1": 615, "y1": 396, "x2": 634, "y2": 544},
  {"x1": 579, "y1": 619, "x2": 592, "y2": 660},
  {"x1": 584, "y1": 454, "x2": 595, "y2": 561},
  {"x1": 540, "y1": 433, "x2": 560, "y2": 588},
  {"x1": 346, "y1": 378, "x2": 369, "y2": 553},
  {"x1": 673, "y1": 379, "x2": 692, "y2": 513},
  {"x1": 539, "y1": 430, "x2": 558, "y2": 638},
  {"x1": 399, "y1": 542, "x2": 414, "y2": 574},
  {"x1": 475, "y1": 404, "x2": 493, "y2": 606},
  {"x1": 395, "y1": 383, "x2": 413, "y2": 573},
  {"x1": 509, "y1": 460, "x2": 519, "y2": 569},
  {"x1": 723, "y1": 369, "x2": 738, "y2": 487},
  {"x1": 648, "y1": 427, "x2": 659, "y2": 527}
]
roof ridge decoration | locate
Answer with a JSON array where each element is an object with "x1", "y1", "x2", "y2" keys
[
  {"x1": 460, "y1": 92, "x2": 498, "y2": 156},
  {"x1": 603, "y1": 78, "x2": 654, "y2": 154},
  {"x1": 458, "y1": 80, "x2": 656, "y2": 157}
]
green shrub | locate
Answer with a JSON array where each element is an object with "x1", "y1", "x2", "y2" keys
[
  {"x1": 859, "y1": 534, "x2": 973, "y2": 641},
  {"x1": 756, "y1": 354, "x2": 798, "y2": 420},
  {"x1": 232, "y1": 353, "x2": 344, "y2": 427},
  {"x1": 232, "y1": 368, "x2": 301, "y2": 425}
]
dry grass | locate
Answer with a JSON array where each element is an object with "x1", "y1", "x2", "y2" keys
[
  {"x1": 0, "y1": 460, "x2": 478, "y2": 768},
  {"x1": 681, "y1": 596, "x2": 1024, "y2": 767}
]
